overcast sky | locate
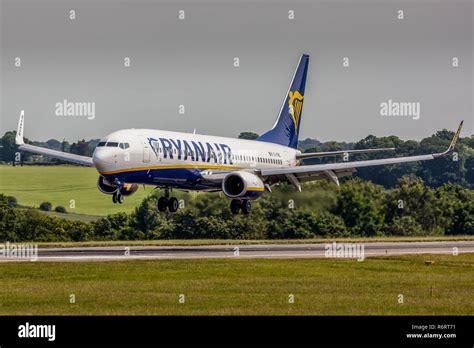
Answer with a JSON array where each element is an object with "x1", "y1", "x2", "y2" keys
[{"x1": 1, "y1": 0, "x2": 472, "y2": 142}]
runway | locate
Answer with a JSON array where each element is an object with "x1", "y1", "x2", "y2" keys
[{"x1": 1, "y1": 241, "x2": 473, "y2": 262}]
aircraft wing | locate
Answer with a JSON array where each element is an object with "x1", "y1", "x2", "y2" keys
[
  {"x1": 296, "y1": 147, "x2": 395, "y2": 160},
  {"x1": 15, "y1": 111, "x2": 94, "y2": 167},
  {"x1": 259, "y1": 121, "x2": 464, "y2": 190}
]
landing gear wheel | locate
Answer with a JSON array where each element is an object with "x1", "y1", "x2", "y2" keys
[
  {"x1": 230, "y1": 199, "x2": 241, "y2": 215},
  {"x1": 168, "y1": 197, "x2": 179, "y2": 213},
  {"x1": 241, "y1": 200, "x2": 251, "y2": 215},
  {"x1": 158, "y1": 197, "x2": 168, "y2": 212},
  {"x1": 117, "y1": 193, "x2": 124, "y2": 204},
  {"x1": 112, "y1": 190, "x2": 124, "y2": 204}
]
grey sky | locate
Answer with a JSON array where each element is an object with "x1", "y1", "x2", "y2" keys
[{"x1": 1, "y1": 0, "x2": 472, "y2": 143}]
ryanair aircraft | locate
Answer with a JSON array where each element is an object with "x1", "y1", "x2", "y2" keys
[{"x1": 15, "y1": 54, "x2": 463, "y2": 214}]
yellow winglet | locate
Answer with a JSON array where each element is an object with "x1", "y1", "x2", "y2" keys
[
  {"x1": 447, "y1": 120, "x2": 463, "y2": 152},
  {"x1": 435, "y1": 120, "x2": 464, "y2": 158}
]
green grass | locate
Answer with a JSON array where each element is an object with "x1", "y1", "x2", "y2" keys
[
  {"x1": 0, "y1": 254, "x2": 472, "y2": 315},
  {"x1": 0, "y1": 165, "x2": 151, "y2": 215}
]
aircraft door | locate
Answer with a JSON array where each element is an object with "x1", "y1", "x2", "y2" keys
[{"x1": 143, "y1": 141, "x2": 151, "y2": 163}]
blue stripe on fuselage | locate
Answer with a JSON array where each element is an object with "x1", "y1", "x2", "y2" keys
[{"x1": 102, "y1": 167, "x2": 214, "y2": 190}]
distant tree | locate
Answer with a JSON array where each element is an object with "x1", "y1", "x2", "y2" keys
[
  {"x1": 385, "y1": 216, "x2": 424, "y2": 236},
  {"x1": 39, "y1": 202, "x2": 52, "y2": 211},
  {"x1": 54, "y1": 206, "x2": 67, "y2": 213},
  {"x1": 46, "y1": 139, "x2": 62, "y2": 150},
  {"x1": 298, "y1": 137, "x2": 323, "y2": 151},
  {"x1": 382, "y1": 177, "x2": 462, "y2": 234},
  {"x1": 65, "y1": 220, "x2": 93, "y2": 241},
  {"x1": 70, "y1": 139, "x2": 93, "y2": 156},
  {"x1": 466, "y1": 156, "x2": 474, "y2": 185},
  {"x1": 448, "y1": 201, "x2": 474, "y2": 235},
  {"x1": 1, "y1": 131, "x2": 18, "y2": 164},
  {"x1": 6, "y1": 196, "x2": 17, "y2": 207},
  {"x1": 334, "y1": 179, "x2": 385, "y2": 236}
]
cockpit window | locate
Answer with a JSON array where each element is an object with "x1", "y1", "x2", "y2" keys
[{"x1": 98, "y1": 141, "x2": 128, "y2": 149}]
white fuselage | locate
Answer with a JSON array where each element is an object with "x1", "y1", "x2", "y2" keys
[{"x1": 92, "y1": 129, "x2": 298, "y2": 190}]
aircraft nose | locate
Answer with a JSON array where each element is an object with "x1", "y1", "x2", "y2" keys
[{"x1": 92, "y1": 148, "x2": 114, "y2": 168}]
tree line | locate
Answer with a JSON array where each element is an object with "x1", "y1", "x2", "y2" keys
[{"x1": 1, "y1": 177, "x2": 472, "y2": 242}]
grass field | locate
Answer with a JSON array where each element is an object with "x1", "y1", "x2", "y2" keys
[
  {"x1": 0, "y1": 254, "x2": 472, "y2": 315},
  {"x1": 0, "y1": 165, "x2": 150, "y2": 215}
]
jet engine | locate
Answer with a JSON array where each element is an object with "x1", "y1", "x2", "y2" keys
[
  {"x1": 120, "y1": 182, "x2": 139, "y2": 196},
  {"x1": 222, "y1": 171, "x2": 264, "y2": 199},
  {"x1": 97, "y1": 176, "x2": 116, "y2": 194},
  {"x1": 97, "y1": 176, "x2": 138, "y2": 196}
]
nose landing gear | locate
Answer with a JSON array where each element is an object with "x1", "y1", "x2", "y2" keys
[
  {"x1": 112, "y1": 191, "x2": 124, "y2": 204},
  {"x1": 111, "y1": 178, "x2": 125, "y2": 204},
  {"x1": 230, "y1": 199, "x2": 251, "y2": 215}
]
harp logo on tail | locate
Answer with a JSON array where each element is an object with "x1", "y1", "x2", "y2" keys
[{"x1": 288, "y1": 91, "x2": 304, "y2": 130}]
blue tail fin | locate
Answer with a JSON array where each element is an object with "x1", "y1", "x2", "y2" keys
[{"x1": 257, "y1": 54, "x2": 309, "y2": 149}]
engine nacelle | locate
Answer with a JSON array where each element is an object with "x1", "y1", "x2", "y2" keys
[
  {"x1": 97, "y1": 176, "x2": 138, "y2": 196},
  {"x1": 97, "y1": 176, "x2": 117, "y2": 195},
  {"x1": 222, "y1": 171, "x2": 264, "y2": 199},
  {"x1": 120, "y1": 182, "x2": 139, "y2": 196}
]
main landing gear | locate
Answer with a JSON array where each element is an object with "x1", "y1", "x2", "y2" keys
[
  {"x1": 230, "y1": 199, "x2": 251, "y2": 215},
  {"x1": 157, "y1": 188, "x2": 179, "y2": 213}
]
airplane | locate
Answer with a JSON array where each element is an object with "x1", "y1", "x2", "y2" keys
[{"x1": 15, "y1": 54, "x2": 464, "y2": 214}]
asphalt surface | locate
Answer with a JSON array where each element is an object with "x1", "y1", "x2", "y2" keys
[{"x1": 1, "y1": 241, "x2": 473, "y2": 262}]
